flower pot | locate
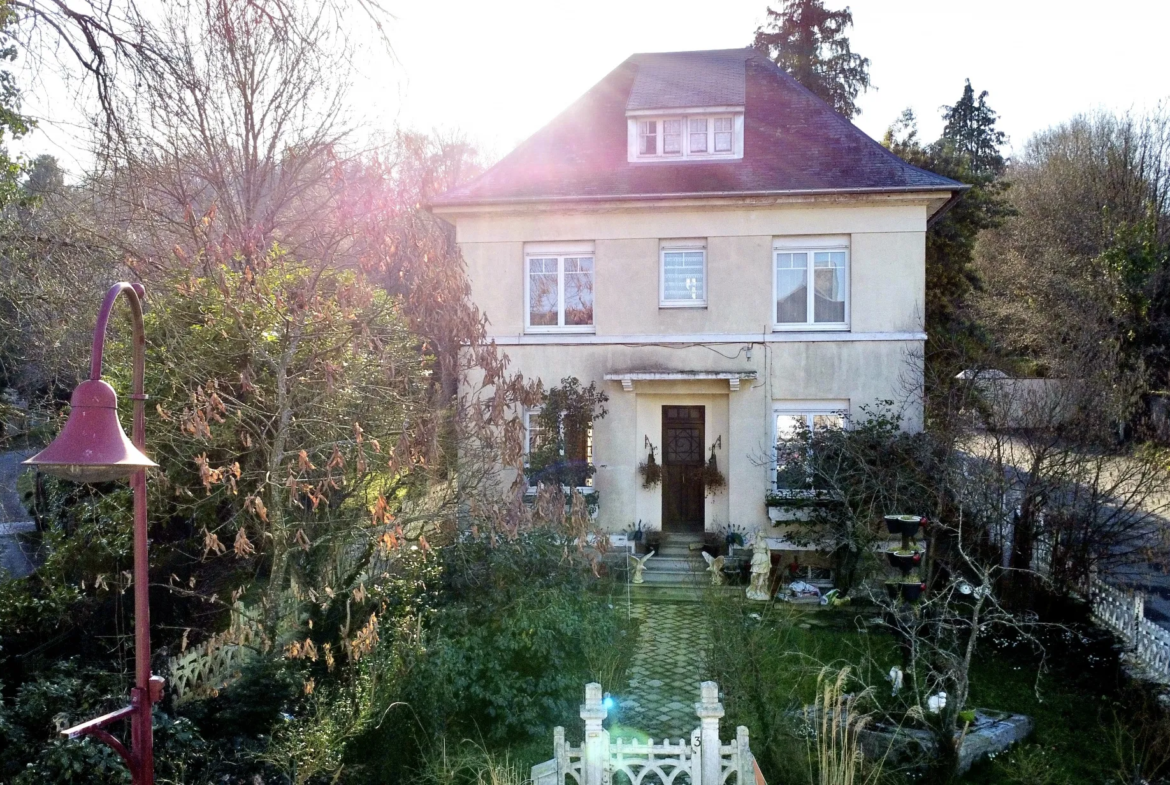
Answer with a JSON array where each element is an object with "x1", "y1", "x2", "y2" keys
[
  {"x1": 884, "y1": 581, "x2": 900, "y2": 600},
  {"x1": 887, "y1": 550, "x2": 923, "y2": 573},
  {"x1": 885, "y1": 515, "x2": 924, "y2": 538},
  {"x1": 899, "y1": 581, "x2": 926, "y2": 602}
]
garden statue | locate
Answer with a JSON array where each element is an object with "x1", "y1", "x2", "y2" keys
[
  {"x1": 628, "y1": 550, "x2": 655, "y2": 584},
  {"x1": 746, "y1": 536, "x2": 772, "y2": 601},
  {"x1": 887, "y1": 666, "x2": 904, "y2": 695},
  {"x1": 701, "y1": 551, "x2": 725, "y2": 586}
]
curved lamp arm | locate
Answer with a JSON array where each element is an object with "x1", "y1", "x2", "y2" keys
[
  {"x1": 89, "y1": 282, "x2": 147, "y2": 449},
  {"x1": 90, "y1": 282, "x2": 146, "y2": 383}
]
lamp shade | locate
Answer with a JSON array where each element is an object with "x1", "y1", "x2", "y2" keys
[{"x1": 24, "y1": 380, "x2": 157, "y2": 482}]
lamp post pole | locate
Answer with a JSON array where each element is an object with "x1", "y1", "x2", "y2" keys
[{"x1": 25, "y1": 282, "x2": 162, "y2": 785}]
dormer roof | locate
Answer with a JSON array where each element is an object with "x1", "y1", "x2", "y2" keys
[
  {"x1": 432, "y1": 47, "x2": 963, "y2": 214},
  {"x1": 626, "y1": 49, "x2": 746, "y2": 112}
]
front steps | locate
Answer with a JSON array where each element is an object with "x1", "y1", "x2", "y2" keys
[{"x1": 638, "y1": 533, "x2": 707, "y2": 586}]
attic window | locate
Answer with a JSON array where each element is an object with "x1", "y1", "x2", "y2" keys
[{"x1": 627, "y1": 109, "x2": 743, "y2": 162}]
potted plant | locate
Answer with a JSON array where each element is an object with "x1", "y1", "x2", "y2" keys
[
  {"x1": 722, "y1": 522, "x2": 746, "y2": 550},
  {"x1": 884, "y1": 514, "x2": 926, "y2": 537},
  {"x1": 638, "y1": 444, "x2": 662, "y2": 489},
  {"x1": 899, "y1": 580, "x2": 926, "y2": 602},
  {"x1": 887, "y1": 549, "x2": 923, "y2": 572},
  {"x1": 629, "y1": 521, "x2": 646, "y2": 554}
]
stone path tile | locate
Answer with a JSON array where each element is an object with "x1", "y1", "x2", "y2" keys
[{"x1": 614, "y1": 601, "x2": 708, "y2": 741}]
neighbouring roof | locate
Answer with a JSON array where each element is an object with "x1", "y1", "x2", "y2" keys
[{"x1": 432, "y1": 48, "x2": 963, "y2": 210}]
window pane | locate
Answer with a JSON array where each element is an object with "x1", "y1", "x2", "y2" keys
[
  {"x1": 774, "y1": 413, "x2": 807, "y2": 488},
  {"x1": 689, "y1": 117, "x2": 708, "y2": 152},
  {"x1": 564, "y1": 256, "x2": 594, "y2": 326},
  {"x1": 714, "y1": 117, "x2": 732, "y2": 152},
  {"x1": 529, "y1": 258, "x2": 559, "y2": 326},
  {"x1": 812, "y1": 414, "x2": 844, "y2": 430},
  {"x1": 663, "y1": 119, "x2": 682, "y2": 154},
  {"x1": 813, "y1": 251, "x2": 846, "y2": 323},
  {"x1": 639, "y1": 120, "x2": 657, "y2": 155},
  {"x1": 526, "y1": 414, "x2": 543, "y2": 454},
  {"x1": 663, "y1": 250, "x2": 705, "y2": 302},
  {"x1": 775, "y1": 252, "x2": 808, "y2": 323}
]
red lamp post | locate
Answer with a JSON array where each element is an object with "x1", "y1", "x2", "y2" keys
[{"x1": 24, "y1": 282, "x2": 163, "y2": 785}]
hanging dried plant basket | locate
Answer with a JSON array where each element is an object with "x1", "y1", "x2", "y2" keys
[
  {"x1": 702, "y1": 447, "x2": 727, "y2": 495},
  {"x1": 638, "y1": 445, "x2": 662, "y2": 489}
]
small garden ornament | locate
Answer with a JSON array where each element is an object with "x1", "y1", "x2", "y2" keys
[
  {"x1": 887, "y1": 666, "x2": 904, "y2": 695},
  {"x1": 701, "y1": 550, "x2": 726, "y2": 585},
  {"x1": 746, "y1": 536, "x2": 772, "y2": 601},
  {"x1": 628, "y1": 550, "x2": 655, "y2": 584}
]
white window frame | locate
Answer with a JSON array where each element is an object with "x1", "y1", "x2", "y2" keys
[
  {"x1": 523, "y1": 407, "x2": 594, "y2": 490},
  {"x1": 524, "y1": 242, "x2": 596, "y2": 334},
  {"x1": 626, "y1": 108, "x2": 744, "y2": 162},
  {"x1": 771, "y1": 401, "x2": 848, "y2": 493},
  {"x1": 659, "y1": 240, "x2": 707, "y2": 308},
  {"x1": 772, "y1": 236, "x2": 850, "y2": 332}
]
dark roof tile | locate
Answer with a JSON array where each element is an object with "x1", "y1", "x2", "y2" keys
[
  {"x1": 434, "y1": 48, "x2": 960, "y2": 207},
  {"x1": 626, "y1": 49, "x2": 748, "y2": 111}
]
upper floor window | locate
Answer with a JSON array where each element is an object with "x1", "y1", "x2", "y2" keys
[
  {"x1": 525, "y1": 242, "x2": 595, "y2": 332},
  {"x1": 773, "y1": 238, "x2": 849, "y2": 330},
  {"x1": 660, "y1": 240, "x2": 706, "y2": 308},
  {"x1": 627, "y1": 111, "x2": 743, "y2": 162}
]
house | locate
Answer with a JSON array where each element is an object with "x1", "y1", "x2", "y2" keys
[{"x1": 431, "y1": 48, "x2": 963, "y2": 569}]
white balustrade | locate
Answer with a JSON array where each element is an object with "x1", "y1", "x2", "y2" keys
[
  {"x1": 531, "y1": 681, "x2": 753, "y2": 785},
  {"x1": 1089, "y1": 578, "x2": 1170, "y2": 684}
]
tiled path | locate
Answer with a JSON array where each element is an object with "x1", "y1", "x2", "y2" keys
[{"x1": 616, "y1": 602, "x2": 709, "y2": 740}]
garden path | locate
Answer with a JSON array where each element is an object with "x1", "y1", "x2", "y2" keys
[{"x1": 615, "y1": 601, "x2": 709, "y2": 740}]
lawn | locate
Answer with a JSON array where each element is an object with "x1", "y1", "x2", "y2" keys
[{"x1": 704, "y1": 595, "x2": 1140, "y2": 784}]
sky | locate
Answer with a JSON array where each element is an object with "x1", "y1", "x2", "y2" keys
[{"x1": 14, "y1": 0, "x2": 1170, "y2": 174}]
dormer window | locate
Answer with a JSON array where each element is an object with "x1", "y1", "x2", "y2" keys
[
  {"x1": 627, "y1": 109, "x2": 744, "y2": 162},
  {"x1": 638, "y1": 121, "x2": 656, "y2": 155}
]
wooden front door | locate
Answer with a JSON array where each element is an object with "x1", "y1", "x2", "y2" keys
[{"x1": 662, "y1": 405, "x2": 705, "y2": 533}]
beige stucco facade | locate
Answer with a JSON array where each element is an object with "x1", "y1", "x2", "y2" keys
[{"x1": 436, "y1": 193, "x2": 933, "y2": 534}]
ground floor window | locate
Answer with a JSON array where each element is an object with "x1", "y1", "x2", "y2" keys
[
  {"x1": 524, "y1": 408, "x2": 594, "y2": 488},
  {"x1": 772, "y1": 402, "x2": 847, "y2": 490}
]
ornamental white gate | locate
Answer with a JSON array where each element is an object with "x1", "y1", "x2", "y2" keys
[{"x1": 531, "y1": 682, "x2": 754, "y2": 785}]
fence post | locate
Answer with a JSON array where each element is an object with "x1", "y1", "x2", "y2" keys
[
  {"x1": 736, "y1": 725, "x2": 753, "y2": 783},
  {"x1": 581, "y1": 682, "x2": 609, "y2": 785},
  {"x1": 696, "y1": 681, "x2": 724, "y2": 785},
  {"x1": 554, "y1": 726, "x2": 567, "y2": 780}
]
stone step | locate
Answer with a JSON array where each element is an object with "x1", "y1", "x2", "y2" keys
[
  {"x1": 627, "y1": 583, "x2": 742, "y2": 602},
  {"x1": 643, "y1": 556, "x2": 704, "y2": 572},
  {"x1": 655, "y1": 543, "x2": 708, "y2": 556},
  {"x1": 640, "y1": 570, "x2": 706, "y2": 585}
]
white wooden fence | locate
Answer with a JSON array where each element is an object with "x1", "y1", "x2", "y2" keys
[{"x1": 531, "y1": 682, "x2": 754, "y2": 785}]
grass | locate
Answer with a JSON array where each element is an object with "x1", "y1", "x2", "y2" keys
[{"x1": 704, "y1": 593, "x2": 1139, "y2": 784}]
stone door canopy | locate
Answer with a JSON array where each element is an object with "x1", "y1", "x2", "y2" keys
[{"x1": 603, "y1": 370, "x2": 757, "y2": 392}]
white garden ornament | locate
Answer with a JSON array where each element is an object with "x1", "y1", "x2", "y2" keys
[
  {"x1": 887, "y1": 666, "x2": 904, "y2": 695},
  {"x1": 746, "y1": 536, "x2": 772, "y2": 601},
  {"x1": 628, "y1": 550, "x2": 655, "y2": 584},
  {"x1": 701, "y1": 551, "x2": 726, "y2": 586}
]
